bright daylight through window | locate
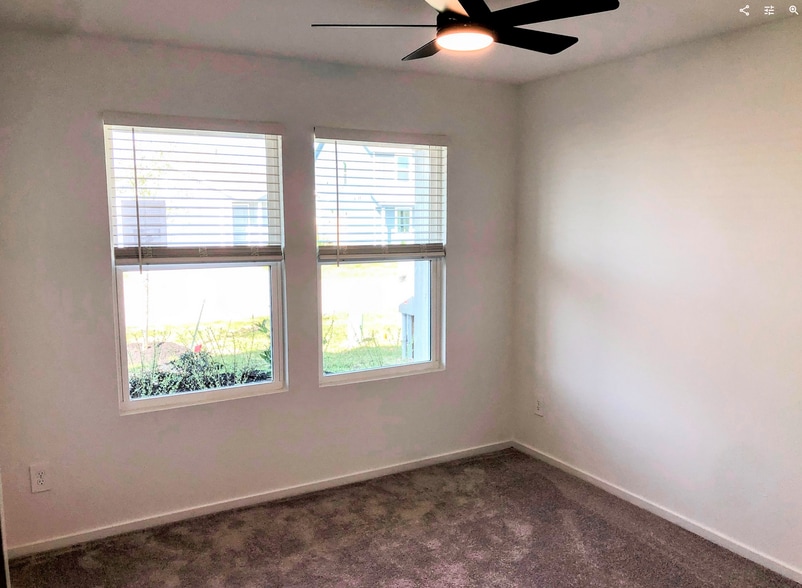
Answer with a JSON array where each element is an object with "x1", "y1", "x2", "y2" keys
[
  {"x1": 104, "y1": 115, "x2": 285, "y2": 409},
  {"x1": 314, "y1": 131, "x2": 447, "y2": 382}
]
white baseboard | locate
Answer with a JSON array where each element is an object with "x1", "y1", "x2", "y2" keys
[
  {"x1": 9, "y1": 441, "x2": 513, "y2": 559},
  {"x1": 15, "y1": 440, "x2": 799, "y2": 584},
  {"x1": 511, "y1": 440, "x2": 802, "y2": 585}
]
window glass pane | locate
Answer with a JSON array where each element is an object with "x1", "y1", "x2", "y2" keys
[
  {"x1": 314, "y1": 139, "x2": 446, "y2": 248},
  {"x1": 396, "y1": 156, "x2": 410, "y2": 181},
  {"x1": 321, "y1": 260, "x2": 431, "y2": 375},
  {"x1": 106, "y1": 126, "x2": 283, "y2": 250},
  {"x1": 121, "y1": 265, "x2": 273, "y2": 399}
]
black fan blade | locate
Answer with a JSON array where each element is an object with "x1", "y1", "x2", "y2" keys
[
  {"x1": 492, "y1": 0, "x2": 620, "y2": 27},
  {"x1": 312, "y1": 24, "x2": 436, "y2": 28},
  {"x1": 402, "y1": 39, "x2": 441, "y2": 61},
  {"x1": 495, "y1": 27, "x2": 578, "y2": 55},
  {"x1": 456, "y1": 0, "x2": 492, "y2": 20}
]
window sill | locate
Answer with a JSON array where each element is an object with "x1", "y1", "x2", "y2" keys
[
  {"x1": 319, "y1": 362, "x2": 444, "y2": 387},
  {"x1": 119, "y1": 381, "x2": 287, "y2": 415}
]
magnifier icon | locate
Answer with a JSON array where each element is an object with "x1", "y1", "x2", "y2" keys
[{"x1": 791, "y1": 5, "x2": 799, "y2": 14}]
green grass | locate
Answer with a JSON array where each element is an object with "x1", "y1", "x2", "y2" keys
[
  {"x1": 320, "y1": 311, "x2": 408, "y2": 374},
  {"x1": 322, "y1": 345, "x2": 404, "y2": 374},
  {"x1": 126, "y1": 310, "x2": 410, "y2": 392},
  {"x1": 126, "y1": 317, "x2": 271, "y2": 367}
]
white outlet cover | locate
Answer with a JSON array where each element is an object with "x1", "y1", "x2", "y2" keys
[{"x1": 29, "y1": 462, "x2": 51, "y2": 493}]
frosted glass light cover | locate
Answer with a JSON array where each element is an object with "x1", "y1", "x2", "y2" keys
[{"x1": 436, "y1": 28, "x2": 494, "y2": 51}]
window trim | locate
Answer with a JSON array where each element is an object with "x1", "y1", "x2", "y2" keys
[
  {"x1": 103, "y1": 112, "x2": 288, "y2": 414},
  {"x1": 313, "y1": 127, "x2": 448, "y2": 148},
  {"x1": 317, "y1": 258, "x2": 444, "y2": 387},
  {"x1": 103, "y1": 111, "x2": 284, "y2": 138}
]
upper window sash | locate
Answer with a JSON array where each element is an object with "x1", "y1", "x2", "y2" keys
[
  {"x1": 313, "y1": 130, "x2": 447, "y2": 262},
  {"x1": 103, "y1": 113, "x2": 284, "y2": 266}
]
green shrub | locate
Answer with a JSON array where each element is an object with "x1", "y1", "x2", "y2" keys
[{"x1": 130, "y1": 348, "x2": 271, "y2": 398}]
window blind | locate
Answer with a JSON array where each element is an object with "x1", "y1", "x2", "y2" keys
[
  {"x1": 105, "y1": 123, "x2": 283, "y2": 266},
  {"x1": 314, "y1": 135, "x2": 447, "y2": 262}
]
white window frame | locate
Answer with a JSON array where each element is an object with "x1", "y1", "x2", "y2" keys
[
  {"x1": 114, "y1": 263, "x2": 286, "y2": 413},
  {"x1": 104, "y1": 112, "x2": 287, "y2": 414},
  {"x1": 317, "y1": 258, "x2": 445, "y2": 386},
  {"x1": 313, "y1": 127, "x2": 447, "y2": 386}
]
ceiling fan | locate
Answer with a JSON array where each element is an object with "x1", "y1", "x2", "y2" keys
[{"x1": 312, "y1": 0, "x2": 620, "y2": 61}]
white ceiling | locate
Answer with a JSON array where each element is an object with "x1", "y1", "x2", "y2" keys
[{"x1": 0, "y1": 0, "x2": 792, "y2": 84}]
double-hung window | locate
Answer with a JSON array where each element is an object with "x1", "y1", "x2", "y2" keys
[
  {"x1": 314, "y1": 128, "x2": 447, "y2": 383},
  {"x1": 104, "y1": 114, "x2": 285, "y2": 411}
]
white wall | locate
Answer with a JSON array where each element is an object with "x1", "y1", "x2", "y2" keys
[
  {"x1": 0, "y1": 31, "x2": 517, "y2": 551},
  {"x1": 514, "y1": 19, "x2": 802, "y2": 577}
]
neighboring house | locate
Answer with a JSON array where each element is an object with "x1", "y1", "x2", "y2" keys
[
  {"x1": 313, "y1": 141, "x2": 434, "y2": 248},
  {"x1": 108, "y1": 126, "x2": 278, "y2": 253}
]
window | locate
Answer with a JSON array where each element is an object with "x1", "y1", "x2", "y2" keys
[
  {"x1": 314, "y1": 128, "x2": 447, "y2": 383},
  {"x1": 397, "y1": 208, "x2": 412, "y2": 233},
  {"x1": 382, "y1": 206, "x2": 412, "y2": 235},
  {"x1": 396, "y1": 156, "x2": 410, "y2": 181},
  {"x1": 104, "y1": 114, "x2": 285, "y2": 411},
  {"x1": 232, "y1": 201, "x2": 265, "y2": 245}
]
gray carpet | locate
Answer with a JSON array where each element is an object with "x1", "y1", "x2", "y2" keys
[{"x1": 10, "y1": 449, "x2": 800, "y2": 587}]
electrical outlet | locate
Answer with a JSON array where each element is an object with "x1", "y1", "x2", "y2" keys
[
  {"x1": 534, "y1": 397, "x2": 545, "y2": 417},
  {"x1": 29, "y1": 462, "x2": 52, "y2": 493}
]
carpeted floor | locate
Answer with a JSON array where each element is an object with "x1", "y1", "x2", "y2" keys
[{"x1": 10, "y1": 449, "x2": 800, "y2": 587}]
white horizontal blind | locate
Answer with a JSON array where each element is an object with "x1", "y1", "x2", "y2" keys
[
  {"x1": 314, "y1": 136, "x2": 447, "y2": 262},
  {"x1": 105, "y1": 124, "x2": 283, "y2": 265}
]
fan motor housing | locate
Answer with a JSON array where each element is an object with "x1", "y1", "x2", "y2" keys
[
  {"x1": 436, "y1": 10, "x2": 473, "y2": 30},
  {"x1": 436, "y1": 10, "x2": 495, "y2": 39}
]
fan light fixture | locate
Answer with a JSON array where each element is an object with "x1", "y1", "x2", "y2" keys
[
  {"x1": 435, "y1": 25, "x2": 494, "y2": 52},
  {"x1": 312, "y1": 0, "x2": 621, "y2": 61}
]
